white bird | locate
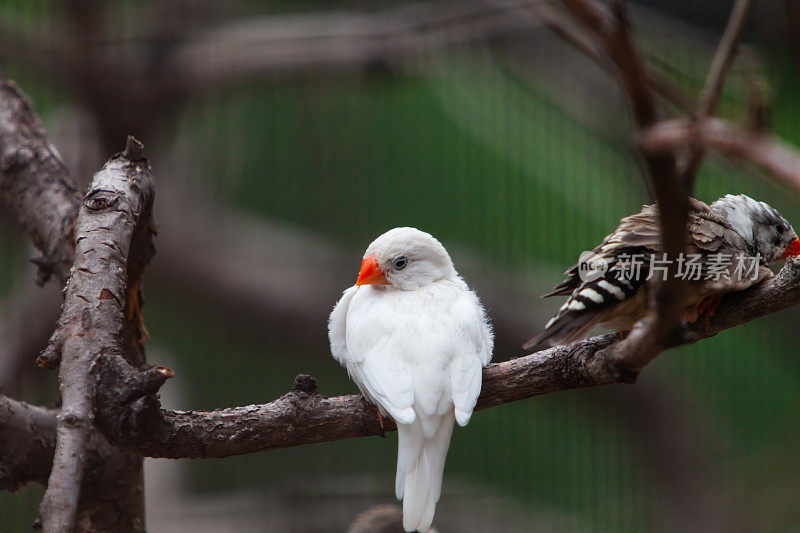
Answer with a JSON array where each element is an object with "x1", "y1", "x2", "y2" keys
[
  {"x1": 329, "y1": 227, "x2": 493, "y2": 532},
  {"x1": 526, "y1": 194, "x2": 800, "y2": 348}
]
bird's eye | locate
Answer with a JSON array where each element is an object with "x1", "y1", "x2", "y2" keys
[
  {"x1": 393, "y1": 256, "x2": 408, "y2": 270},
  {"x1": 776, "y1": 225, "x2": 785, "y2": 234}
]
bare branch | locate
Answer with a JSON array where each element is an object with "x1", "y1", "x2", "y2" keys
[
  {"x1": 681, "y1": 0, "x2": 752, "y2": 182},
  {"x1": 0, "y1": 70, "x2": 81, "y2": 285},
  {"x1": 0, "y1": 395, "x2": 57, "y2": 491},
  {"x1": 558, "y1": 0, "x2": 688, "y2": 378},
  {"x1": 38, "y1": 137, "x2": 155, "y2": 533},
  {"x1": 3, "y1": 257, "x2": 798, "y2": 469},
  {"x1": 698, "y1": 0, "x2": 752, "y2": 118},
  {"x1": 640, "y1": 117, "x2": 800, "y2": 194},
  {"x1": 526, "y1": 1, "x2": 695, "y2": 114},
  {"x1": 151, "y1": 1, "x2": 543, "y2": 85},
  {"x1": 83, "y1": 259, "x2": 800, "y2": 459},
  {"x1": 0, "y1": 280, "x2": 61, "y2": 390},
  {"x1": 0, "y1": 393, "x2": 148, "y2": 531}
]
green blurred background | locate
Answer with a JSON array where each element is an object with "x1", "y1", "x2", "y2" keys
[{"x1": 1, "y1": 1, "x2": 799, "y2": 531}]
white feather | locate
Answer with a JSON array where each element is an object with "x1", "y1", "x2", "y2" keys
[
  {"x1": 578, "y1": 287, "x2": 603, "y2": 303},
  {"x1": 328, "y1": 227, "x2": 493, "y2": 532},
  {"x1": 568, "y1": 299, "x2": 586, "y2": 311},
  {"x1": 598, "y1": 280, "x2": 624, "y2": 300}
]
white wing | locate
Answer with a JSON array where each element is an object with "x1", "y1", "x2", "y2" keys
[
  {"x1": 449, "y1": 289, "x2": 493, "y2": 426},
  {"x1": 328, "y1": 286, "x2": 358, "y2": 366},
  {"x1": 331, "y1": 286, "x2": 416, "y2": 424}
]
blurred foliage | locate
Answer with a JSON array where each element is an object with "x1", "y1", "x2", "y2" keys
[{"x1": 2, "y1": 2, "x2": 800, "y2": 532}]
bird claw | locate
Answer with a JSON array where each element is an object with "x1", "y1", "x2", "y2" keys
[
  {"x1": 376, "y1": 407, "x2": 386, "y2": 438},
  {"x1": 360, "y1": 395, "x2": 387, "y2": 437},
  {"x1": 697, "y1": 294, "x2": 722, "y2": 326}
]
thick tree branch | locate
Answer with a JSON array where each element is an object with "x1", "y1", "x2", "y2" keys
[
  {"x1": 0, "y1": 70, "x2": 81, "y2": 285},
  {"x1": 0, "y1": 394, "x2": 147, "y2": 532},
  {"x1": 80, "y1": 258, "x2": 800, "y2": 459},
  {"x1": 4, "y1": 258, "x2": 798, "y2": 468},
  {"x1": 37, "y1": 137, "x2": 155, "y2": 533}
]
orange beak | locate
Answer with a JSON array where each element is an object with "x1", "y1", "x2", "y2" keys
[
  {"x1": 783, "y1": 236, "x2": 800, "y2": 259},
  {"x1": 356, "y1": 254, "x2": 388, "y2": 286}
]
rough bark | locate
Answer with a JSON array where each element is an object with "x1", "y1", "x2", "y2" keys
[
  {"x1": 77, "y1": 258, "x2": 800, "y2": 459},
  {"x1": 0, "y1": 2, "x2": 794, "y2": 529},
  {"x1": 1, "y1": 249, "x2": 797, "y2": 475},
  {"x1": 0, "y1": 395, "x2": 145, "y2": 532},
  {"x1": 37, "y1": 137, "x2": 155, "y2": 533},
  {"x1": 0, "y1": 70, "x2": 81, "y2": 285},
  {"x1": 0, "y1": 395, "x2": 57, "y2": 491}
]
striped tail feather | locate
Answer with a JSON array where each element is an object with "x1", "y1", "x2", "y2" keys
[{"x1": 524, "y1": 270, "x2": 642, "y2": 350}]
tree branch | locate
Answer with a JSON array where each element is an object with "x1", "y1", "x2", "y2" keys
[
  {"x1": 0, "y1": 280, "x2": 62, "y2": 390},
  {"x1": 0, "y1": 70, "x2": 81, "y2": 285},
  {"x1": 81, "y1": 258, "x2": 800, "y2": 459},
  {"x1": 3, "y1": 257, "x2": 798, "y2": 470},
  {"x1": 0, "y1": 395, "x2": 57, "y2": 491},
  {"x1": 639, "y1": 117, "x2": 800, "y2": 194},
  {"x1": 524, "y1": 0, "x2": 695, "y2": 114},
  {"x1": 37, "y1": 137, "x2": 155, "y2": 533},
  {"x1": 0, "y1": 393, "x2": 148, "y2": 532},
  {"x1": 558, "y1": 0, "x2": 688, "y2": 379},
  {"x1": 680, "y1": 0, "x2": 752, "y2": 184}
]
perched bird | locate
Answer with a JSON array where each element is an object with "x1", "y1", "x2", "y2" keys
[
  {"x1": 525, "y1": 194, "x2": 800, "y2": 349},
  {"x1": 329, "y1": 227, "x2": 493, "y2": 533}
]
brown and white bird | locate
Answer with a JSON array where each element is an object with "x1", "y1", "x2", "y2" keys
[
  {"x1": 329, "y1": 227, "x2": 493, "y2": 532},
  {"x1": 525, "y1": 194, "x2": 800, "y2": 349}
]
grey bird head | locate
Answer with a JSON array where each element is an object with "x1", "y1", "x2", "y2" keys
[{"x1": 711, "y1": 194, "x2": 800, "y2": 263}]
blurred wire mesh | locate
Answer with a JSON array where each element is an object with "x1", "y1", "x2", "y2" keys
[{"x1": 1, "y1": 1, "x2": 799, "y2": 531}]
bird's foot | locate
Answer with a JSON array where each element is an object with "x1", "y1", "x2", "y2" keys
[
  {"x1": 697, "y1": 294, "x2": 722, "y2": 326},
  {"x1": 376, "y1": 406, "x2": 386, "y2": 438}
]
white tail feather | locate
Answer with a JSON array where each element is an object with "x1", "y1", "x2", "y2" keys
[{"x1": 395, "y1": 414, "x2": 455, "y2": 532}]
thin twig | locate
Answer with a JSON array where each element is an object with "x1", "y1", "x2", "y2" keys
[
  {"x1": 526, "y1": 0, "x2": 695, "y2": 114},
  {"x1": 697, "y1": 0, "x2": 752, "y2": 118},
  {"x1": 681, "y1": 0, "x2": 752, "y2": 183}
]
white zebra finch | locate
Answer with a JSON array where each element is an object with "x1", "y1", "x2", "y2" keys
[{"x1": 329, "y1": 227, "x2": 493, "y2": 532}]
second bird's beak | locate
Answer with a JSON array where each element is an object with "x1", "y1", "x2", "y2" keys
[
  {"x1": 783, "y1": 236, "x2": 800, "y2": 259},
  {"x1": 356, "y1": 254, "x2": 389, "y2": 286}
]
